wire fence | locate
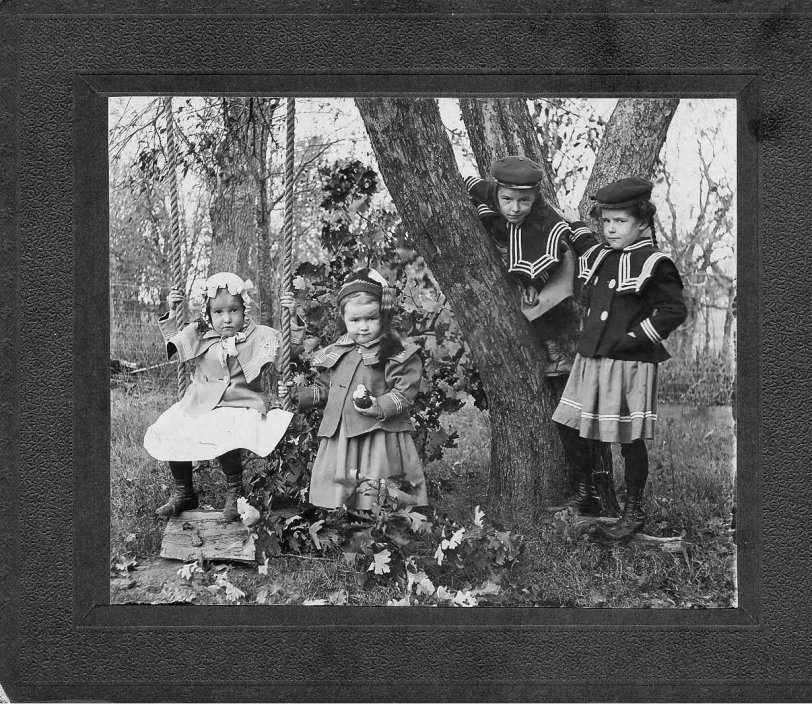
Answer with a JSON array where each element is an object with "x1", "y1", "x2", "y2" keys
[{"x1": 110, "y1": 280, "x2": 736, "y2": 406}]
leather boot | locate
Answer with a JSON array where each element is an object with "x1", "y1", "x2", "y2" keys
[
  {"x1": 563, "y1": 471, "x2": 601, "y2": 516},
  {"x1": 542, "y1": 339, "x2": 573, "y2": 376},
  {"x1": 155, "y1": 463, "x2": 198, "y2": 517},
  {"x1": 219, "y1": 473, "x2": 242, "y2": 523},
  {"x1": 546, "y1": 471, "x2": 601, "y2": 516},
  {"x1": 604, "y1": 488, "x2": 646, "y2": 539}
]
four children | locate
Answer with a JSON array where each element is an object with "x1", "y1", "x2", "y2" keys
[{"x1": 144, "y1": 157, "x2": 687, "y2": 544}]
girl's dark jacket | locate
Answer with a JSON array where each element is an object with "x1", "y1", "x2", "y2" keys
[{"x1": 575, "y1": 228, "x2": 688, "y2": 363}]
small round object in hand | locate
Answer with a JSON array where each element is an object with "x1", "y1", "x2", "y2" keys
[{"x1": 353, "y1": 383, "x2": 373, "y2": 409}]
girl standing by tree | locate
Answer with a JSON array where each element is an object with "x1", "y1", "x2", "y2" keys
[
  {"x1": 144, "y1": 272, "x2": 303, "y2": 522},
  {"x1": 552, "y1": 178, "x2": 688, "y2": 538},
  {"x1": 278, "y1": 268, "x2": 427, "y2": 511}
]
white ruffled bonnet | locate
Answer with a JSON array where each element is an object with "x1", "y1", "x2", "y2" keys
[{"x1": 201, "y1": 272, "x2": 255, "y2": 326}]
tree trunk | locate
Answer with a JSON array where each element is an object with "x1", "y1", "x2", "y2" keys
[
  {"x1": 356, "y1": 98, "x2": 564, "y2": 526},
  {"x1": 578, "y1": 99, "x2": 681, "y2": 219},
  {"x1": 207, "y1": 98, "x2": 255, "y2": 278},
  {"x1": 721, "y1": 281, "x2": 735, "y2": 360},
  {"x1": 460, "y1": 97, "x2": 619, "y2": 513}
]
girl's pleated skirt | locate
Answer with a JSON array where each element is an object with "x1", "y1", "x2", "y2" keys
[
  {"x1": 308, "y1": 422, "x2": 428, "y2": 511},
  {"x1": 551, "y1": 354, "x2": 659, "y2": 443}
]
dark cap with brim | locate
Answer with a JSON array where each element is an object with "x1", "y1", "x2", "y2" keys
[
  {"x1": 491, "y1": 155, "x2": 545, "y2": 190},
  {"x1": 590, "y1": 177, "x2": 654, "y2": 209}
]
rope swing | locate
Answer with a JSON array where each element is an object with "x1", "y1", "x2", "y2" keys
[
  {"x1": 163, "y1": 96, "x2": 189, "y2": 398},
  {"x1": 279, "y1": 97, "x2": 296, "y2": 412}
]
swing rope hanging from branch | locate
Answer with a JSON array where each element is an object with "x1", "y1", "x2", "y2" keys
[
  {"x1": 279, "y1": 97, "x2": 296, "y2": 413},
  {"x1": 163, "y1": 96, "x2": 189, "y2": 399}
]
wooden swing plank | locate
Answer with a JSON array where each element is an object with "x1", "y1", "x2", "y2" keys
[{"x1": 160, "y1": 510, "x2": 256, "y2": 563}]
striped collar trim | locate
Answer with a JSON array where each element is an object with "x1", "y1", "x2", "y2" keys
[
  {"x1": 617, "y1": 236, "x2": 654, "y2": 252},
  {"x1": 507, "y1": 220, "x2": 568, "y2": 278}
]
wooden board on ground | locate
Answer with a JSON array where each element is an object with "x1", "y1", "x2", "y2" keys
[{"x1": 160, "y1": 510, "x2": 256, "y2": 563}]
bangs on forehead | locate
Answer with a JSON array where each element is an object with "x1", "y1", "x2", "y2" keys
[{"x1": 340, "y1": 291, "x2": 380, "y2": 311}]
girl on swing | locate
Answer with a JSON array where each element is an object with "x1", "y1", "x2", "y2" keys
[
  {"x1": 277, "y1": 268, "x2": 428, "y2": 512},
  {"x1": 144, "y1": 272, "x2": 304, "y2": 522}
]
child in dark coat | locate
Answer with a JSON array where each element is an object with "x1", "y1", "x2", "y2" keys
[
  {"x1": 465, "y1": 155, "x2": 596, "y2": 375},
  {"x1": 552, "y1": 178, "x2": 688, "y2": 538},
  {"x1": 279, "y1": 268, "x2": 427, "y2": 511}
]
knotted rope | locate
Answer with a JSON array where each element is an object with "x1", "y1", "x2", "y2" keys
[
  {"x1": 163, "y1": 96, "x2": 189, "y2": 398},
  {"x1": 279, "y1": 98, "x2": 295, "y2": 412}
]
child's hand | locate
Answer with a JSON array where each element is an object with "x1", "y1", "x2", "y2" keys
[
  {"x1": 280, "y1": 292, "x2": 298, "y2": 317},
  {"x1": 559, "y1": 204, "x2": 582, "y2": 223},
  {"x1": 167, "y1": 287, "x2": 184, "y2": 312},
  {"x1": 277, "y1": 380, "x2": 297, "y2": 400},
  {"x1": 353, "y1": 394, "x2": 379, "y2": 416},
  {"x1": 522, "y1": 285, "x2": 540, "y2": 307}
]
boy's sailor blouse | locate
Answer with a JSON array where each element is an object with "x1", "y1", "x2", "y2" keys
[
  {"x1": 295, "y1": 335, "x2": 421, "y2": 438},
  {"x1": 464, "y1": 175, "x2": 596, "y2": 286},
  {"x1": 157, "y1": 308, "x2": 305, "y2": 417},
  {"x1": 574, "y1": 229, "x2": 687, "y2": 363}
]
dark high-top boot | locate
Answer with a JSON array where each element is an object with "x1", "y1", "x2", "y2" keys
[
  {"x1": 564, "y1": 471, "x2": 602, "y2": 516},
  {"x1": 155, "y1": 462, "x2": 198, "y2": 517},
  {"x1": 542, "y1": 339, "x2": 573, "y2": 377},
  {"x1": 218, "y1": 450, "x2": 244, "y2": 523},
  {"x1": 219, "y1": 473, "x2": 242, "y2": 523},
  {"x1": 604, "y1": 487, "x2": 646, "y2": 539}
]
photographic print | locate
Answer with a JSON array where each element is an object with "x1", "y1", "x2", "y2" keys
[
  {"x1": 108, "y1": 95, "x2": 737, "y2": 609},
  {"x1": 5, "y1": 3, "x2": 810, "y2": 702}
]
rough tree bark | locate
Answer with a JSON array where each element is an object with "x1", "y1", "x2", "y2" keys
[
  {"x1": 356, "y1": 98, "x2": 566, "y2": 526},
  {"x1": 207, "y1": 98, "x2": 255, "y2": 277},
  {"x1": 459, "y1": 97, "x2": 618, "y2": 514},
  {"x1": 578, "y1": 99, "x2": 680, "y2": 219}
]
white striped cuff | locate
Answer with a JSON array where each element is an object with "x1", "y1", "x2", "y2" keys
[{"x1": 640, "y1": 318, "x2": 663, "y2": 344}]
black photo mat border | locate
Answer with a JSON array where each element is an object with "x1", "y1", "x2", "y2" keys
[
  {"x1": 2, "y1": 4, "x2": 808, "y2": 703},
  {"x1": 78, "y1": 72, "x2": 755, "y2": 631}
]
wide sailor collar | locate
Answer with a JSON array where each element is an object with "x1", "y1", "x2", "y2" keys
[
  {"x1": 311, "y1": 335, "x2": 419, "y2": 369},
  {"x1": 466, "y1": 176, "x2": 568, "y2": 280},
  {"x1": 505, "y1": 218, "x2": 570, "y2": 279},
  {"x1": 578, "y1": 236, "x2": 672, "y2": 294}
]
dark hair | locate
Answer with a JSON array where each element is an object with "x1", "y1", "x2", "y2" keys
[
  {"x1": 338, "y1": 291, "x2": 404, "y2": 360},
  {"x1": 589, "y1": 200, "x2": 658, "y2": 246}
]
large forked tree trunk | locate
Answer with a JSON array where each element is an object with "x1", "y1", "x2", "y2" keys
[
  {"x1": 460, "y1": 97, "x2": 617, "y2": 513},
  {"x1": 578, "y1": 99, "x2": 680, "y2": 219},
  {"x1": 357, "y1": 98, "x2": 565, "y2": 526}
]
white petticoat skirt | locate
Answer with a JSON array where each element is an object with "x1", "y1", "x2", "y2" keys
[{"x1": 144, "y1": 404, "x2": 293, "y2": 462}]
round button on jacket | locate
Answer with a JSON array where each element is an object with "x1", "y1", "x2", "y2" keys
[
  {"x1": 600, "y1": 311, "x2": 609, "y2": 321},
  {"x1": 608, "y1": 279, "x2": 616, "y2": 289}
]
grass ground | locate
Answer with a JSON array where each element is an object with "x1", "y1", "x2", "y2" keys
[{"x1": 110, "y1": 376, "x2": 736, "y2": 608}]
